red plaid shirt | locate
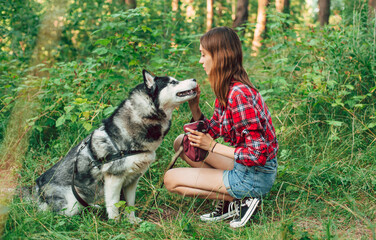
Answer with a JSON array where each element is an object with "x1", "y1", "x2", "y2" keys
[{"x1": 204, "y1": 81, "x2": 278, "y2": 167}]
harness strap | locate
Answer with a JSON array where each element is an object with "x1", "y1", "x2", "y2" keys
[
  {"x1": 97, "y1": 150, "x2": 148, "y2": 164},
  {"x1": 106, "y1": 132, "x2": 120, "y2": 152}
]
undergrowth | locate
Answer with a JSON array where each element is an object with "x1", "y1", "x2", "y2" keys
[{"x1": 1, "y1": 3, "x2": 375, "y2": 240}]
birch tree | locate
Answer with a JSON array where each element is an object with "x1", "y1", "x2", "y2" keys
[
  {"x1": 172, "y1": 0, "x2": 179, "y2": 11},
  {"x1": 207, "y1": 0, "x2": 213, "y2": 31},
  {"x1": 252, "y1": 0, "x2": 269, "y2": 55}
]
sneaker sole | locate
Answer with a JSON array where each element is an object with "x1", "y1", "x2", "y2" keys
[
  {"x1": 229, "y1": 199, "x2": 260, "y2": 228},
  {"x1": 200, "y1": 210, "x2": 237, "y2": 222}
]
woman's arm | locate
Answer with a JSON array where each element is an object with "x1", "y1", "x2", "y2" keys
[
  {"x1": 210, "y1": 141, "x2": 235, "y2": 159},
  {"x1": 188, "y1": 84, "x2": 220, "y2": 139},
  {"x1": 186, "y1": 129, "x2": 235, "y2": 159},
  {"x1": 188, "y1": 85, "x2": 203, "y2": 121}
]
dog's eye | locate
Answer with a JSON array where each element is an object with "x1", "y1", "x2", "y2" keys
[{"x1": 171, "y1": 80, "x2": 179, "y2": 84}]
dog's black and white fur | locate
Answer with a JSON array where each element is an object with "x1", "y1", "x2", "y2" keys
[{"x1": 33, "y1": 70, "x2": 197, "y2": 223}]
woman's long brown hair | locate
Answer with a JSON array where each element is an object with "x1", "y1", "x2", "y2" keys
[{"x1": 200, "y1": 26, "x2": 255, "y2": 107}]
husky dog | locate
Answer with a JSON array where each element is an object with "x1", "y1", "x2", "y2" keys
[{"x1": 34, "y1": 70, "x2": 197, "y2": 223}]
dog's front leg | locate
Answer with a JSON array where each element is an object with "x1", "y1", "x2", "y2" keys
[
  {"x1": 123, "y1": 177, "x2": 142, "y2": 224},
  {"x1": 104, "y1": 174, "x2": 123, "y2": 220}
]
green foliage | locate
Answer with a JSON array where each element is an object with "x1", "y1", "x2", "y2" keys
[
  {"x1": 0, "y1": 0, "x2": 42, "y2": 60},
  {"x1": 90, "y1": 7, "x2": 198, "y2": 73},
  {"x1": 263, "y1": 6, "x2": 376, "y2": 137},
  {"x1": 1, "y1": 6, "x2": 201, "y2": 146},
  {"x1": 1, "y1": 1, "x2": 375, "y2": 239},
  {"x1": 58, "y1": 0, "x2": 123, "y2": 60}
]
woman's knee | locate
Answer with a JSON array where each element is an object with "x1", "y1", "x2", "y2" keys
[{"x1": 163, "y1": 169, "x2": 178, "y2": 192}]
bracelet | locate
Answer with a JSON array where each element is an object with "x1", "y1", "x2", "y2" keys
[
  {"x1": 211, "y1": 142, "x2": 218, "y2": 152},
  {"x1": 208, "y1": 139, "x2": 214, "y2": 150}
]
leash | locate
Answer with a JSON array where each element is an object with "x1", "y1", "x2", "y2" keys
[
  {"x1": 140, "y1": 137, "x2": 184, "y2": 218},
  {"x1": 140, "y1": 119, "x2": 207, "y2": 218},
  {"x1": 71, "y1": 134, "x2": 147, "y2": 208}
]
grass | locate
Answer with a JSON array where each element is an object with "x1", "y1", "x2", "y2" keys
[
  {"x1": 1, "y1": 7, "x2": 376, "y2": 239},
  {"x1": 2, "y1": 70, "x2": 375, "y2": 239}
]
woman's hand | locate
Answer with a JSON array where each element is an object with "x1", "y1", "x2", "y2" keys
[
  {"x1": 188, "y1": 85, "x2": 202, "y2": 121},
  {"x1": 186, "y1": 127, "x2": 214, "y2": 151}
]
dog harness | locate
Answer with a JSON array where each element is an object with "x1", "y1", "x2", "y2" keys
[{"x1": 72, "y1": 133, "x2": 148, "y2": 208}]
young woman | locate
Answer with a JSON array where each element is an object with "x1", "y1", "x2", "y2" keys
[{"x1": 163, "y1": 26, "x2": 278, "y2": 228}]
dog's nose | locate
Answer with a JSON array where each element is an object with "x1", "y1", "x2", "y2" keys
[{"x1": 192, "y1": 79, "x2": 196, "y2": 82}]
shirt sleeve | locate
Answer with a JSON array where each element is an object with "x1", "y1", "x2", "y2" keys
[{"x1": 231, "y1": 92, "x2": 268, "y2": 166}]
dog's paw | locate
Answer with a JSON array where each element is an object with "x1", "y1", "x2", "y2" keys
[
  {"x1": 128, "y1": 213, "x2": 142, "y2": 224},
  {"x1": 107, "y1": 211, "x2": 120, "y2": 221},
  {"x1": 129, "y1": 216, "x2": 142, "y2": 224},
  {"x1": 108, "y1": 215, "x2": 121, "y2": 223}
]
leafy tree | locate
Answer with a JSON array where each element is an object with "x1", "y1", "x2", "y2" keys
[{"x1": 0, "y1": 0, "x2": 42, "y2": 61}]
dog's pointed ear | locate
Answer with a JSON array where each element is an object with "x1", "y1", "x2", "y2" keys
[{"x1": 142, "y1": 70, "x2": 155, "y2": 90}]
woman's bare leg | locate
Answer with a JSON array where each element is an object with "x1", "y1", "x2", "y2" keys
[{"x1": 164, "y1": 167, "x2": 234, "y2": 202}]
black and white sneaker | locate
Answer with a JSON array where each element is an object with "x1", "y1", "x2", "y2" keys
[
  {"x1": 229, "y1": 197, "x2": 260, "y2": 228},
  {"x1": 200, "y1": 200, "x2": 237, "y2": 222}
]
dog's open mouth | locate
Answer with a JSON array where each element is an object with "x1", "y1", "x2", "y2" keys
[{"x1": 177, "y1": 89, "x2": 196, "y2": 97}]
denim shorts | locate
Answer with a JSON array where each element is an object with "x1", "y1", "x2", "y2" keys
[{"x1": 223, "y1": 158, "x2": 277, "y2": 199}]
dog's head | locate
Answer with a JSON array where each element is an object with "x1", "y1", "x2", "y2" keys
[{"x1": 142, "y1": 70, "x2": 197, "y2": 109}]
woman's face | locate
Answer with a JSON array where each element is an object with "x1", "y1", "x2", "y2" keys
[{"x1": 199, "y1": 44, "x2": 213, "y2": 75}]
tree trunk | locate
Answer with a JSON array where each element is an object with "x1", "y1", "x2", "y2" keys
[
  {"x1": 369, "y1": 0, "x2": 376, "y2": 20},
  {"x1": 370, "y1": 0, "x2": 376, "y2": 9},
  {"x1": 207, "y1": 0, "x2": 213, "y2": 31},
  {"x1": 172, "y1": 0, "x2": 179, "y2": 12},
  {"x1": 183, "y1": 0, "x2": 195, "y2": 22},
  {"x1": 276, "y1": 0, "x2": 290, "y2": 13},
  {"x1": 172, "y1": 0, "x2": 181, "y2": 21},
  {"x1": 125, "y1": 0, "x2": 136, "y2": 9},
  {"x1": 231, "y1": 0, "x2": 236, "y2": 21},
  {"x1": 232, "y1": 0, "x2": 249, "y2": 29},
  {"x1": 251, "y1": 0, "x2": 269, "y2": 56},
  {"x1": 318, "y1": 0, "x2": 331, "y2": 26}
]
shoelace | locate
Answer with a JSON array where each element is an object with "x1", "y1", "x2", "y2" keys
[
  {"x1": 228, "y1": 200, "x2": 240, "y2": 217},
  {"x1": 213, "y1": 200, "x2": 224, "y2": 214}
]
